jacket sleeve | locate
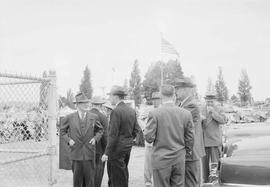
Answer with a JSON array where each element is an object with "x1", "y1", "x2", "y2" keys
[
  {"x1": 184, "y1": 112, "x2": 195, "y2": 159},
  {"x1": 60, "y1": 115, "x2": 71, "y2": 144},
  {"x1": 132, "y1": 113, "x2": 141, "y2": 139},
  {"x1": 94, "y1": 118, "x2": 104, "y2": 142},
  {"x1": 100, "y1": 114, "x2": 108, "y2": 148},
  {"x1": 211, "y1": 109, "x2": 226, "y2": 124},
  {"x1": 143, "y1": 112, "x2": 157, "y2": 143},
  {"x1": 104, "y1": 110, "x2": 120, "y2": 156}
]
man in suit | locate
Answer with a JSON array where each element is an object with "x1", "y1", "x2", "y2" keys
[
  {"x1": 201, "y1": 93, "x2": 226, "y2": 183},
  {"x1": 174, "y1": 77, "x2": 206, "y2": 187},
  {"x1": 89, "y1": 96, "x2": 108, "y2": 187},
  {"x1": 101, "y1": 85, "x2": 141, "y2": 187},
  {"x1": 60, "y1": 92, "x2": 103, "y2": 187},
  {"x1": 144, "y1": 84, "x2": 194, "y2": 187}
]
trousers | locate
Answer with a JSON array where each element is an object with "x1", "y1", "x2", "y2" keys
[
  {"x1": 107, "y1": 151, "x2": 131, "y2": 187},
  {"x1": 153, "y1": 158, "x2": 185, "y2": 187},
  {"x1": 72, "y1": 160, "x2": 95, "y2": 187},
  {"x1": 95, "y1": 154, "x2": 105, "y2": 187},
  {"x1": 202, "y1": 146, "x2": 221, "y2": 182},
  {"x1": 144, "y1": 145, "x2": 153, "y2": 186},
  {"x1": 185, "y1": 160, "x2": 201, "y2": 187}
]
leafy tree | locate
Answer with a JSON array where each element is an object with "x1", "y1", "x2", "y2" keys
[
  {"x1": 238, "y1": 69, "x2": 252, "y2": 106},
  {"x1": 142, "y1": 59, "x2": 184, "y2": 99},
  {"x1": 215, "y1": 67, "x2": 229, "y2": 105},
  {"x1": 164, "y1": 59, "x2": 184, "y2": 85},
  {"x1": 129, "y1": 60, "x2": 142, "y2": 106},
  {"x1": 79, "y1": 65, "x2": 93, "y2": 99}
]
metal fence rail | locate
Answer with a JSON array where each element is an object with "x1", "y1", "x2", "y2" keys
[{"x1": 0, "y1": 71, "x2": 57, "y2": 187}]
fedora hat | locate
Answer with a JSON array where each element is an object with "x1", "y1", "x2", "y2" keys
[
  {"x1": 174, "y1": 77, "x2": 195, "y2": 88},
  {"x1": 73, "y1": 92, "x2": 90, "y2": 104},
  {"x1": 90, "y1": 96, "x2": 105, "y2": 105},
  {"x1": 107, "y1": 85, "x2": 127, "y2": 96}
]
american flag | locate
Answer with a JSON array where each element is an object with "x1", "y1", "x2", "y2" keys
[{"x1": 161, "y1": 36, "x2": 180, "y2": 58}]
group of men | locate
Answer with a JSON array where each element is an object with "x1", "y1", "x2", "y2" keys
[
  {"x1": 60, "y1": 86, "x2": 140, "y2": 187},
  {"x1": 60, "y1": 77, "x2": 226, "y2": 187},
  {"x1": 141, "y1": 77, "x2": 226, "y2": 187}
]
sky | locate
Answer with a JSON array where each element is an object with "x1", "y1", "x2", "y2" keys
[{"x1": 0, "y1": 0, "x2": 270, "y2": 101}]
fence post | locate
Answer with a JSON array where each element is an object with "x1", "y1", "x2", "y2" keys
[{"x1": 48, "y1": 70, "x2": 57, "y2": 186}]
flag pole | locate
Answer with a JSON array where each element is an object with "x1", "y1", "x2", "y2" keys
[{"x1": 160, "y1": 32, "x2": 164, "y2": 86}]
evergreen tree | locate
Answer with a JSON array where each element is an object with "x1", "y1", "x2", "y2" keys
[
  {"x1": 79, "y1": 65, "x2": 93, "y2": 99},
  {"x1": 129, "y1": 60, "x2": 142, "y2": 106},
  {"x1": 215, "y1": 67, "x2": 229, "y2": 105},
  {"x1": 238, "y1": 69, "x2": 252, "y2": 106}
]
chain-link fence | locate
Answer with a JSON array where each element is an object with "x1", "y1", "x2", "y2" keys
[{"x1": 0, "y1": 72, "x2": 57, "y2": 187}]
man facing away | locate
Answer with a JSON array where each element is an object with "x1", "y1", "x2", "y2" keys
[
  {"x1": 89, "y1": 96, "x2": 108, "y2": 187},
  {"x1": 60, "y1": 92, "x2": 103, "y2": 187},
  {"x1": 101, "y1": 85, "x2": 141, "y2": 187},
  {"x1": 144, "y1": 84, "x2": 194, "y2": 187},
  {"x1": 174, "y1": 77, "x2": 206, "y2": 187},
  {"x1": 201, "y1": 92, "x2": 226, "y2": 183}
]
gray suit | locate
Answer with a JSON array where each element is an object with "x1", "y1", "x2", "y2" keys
[{"x1": 144, "y1": 103, "x2": 194, "y2": 187}]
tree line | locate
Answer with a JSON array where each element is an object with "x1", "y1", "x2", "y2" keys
[{"x1": 59, "y1": 60, "x2": 253, "y2": 108}]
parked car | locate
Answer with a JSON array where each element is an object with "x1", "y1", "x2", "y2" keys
[{"x1": 219, "y1": 122, "x2": 270, "y2": 186}]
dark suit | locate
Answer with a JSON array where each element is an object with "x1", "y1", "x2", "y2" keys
[
  {"x1": 90, "y1": 108, "x2": 108, "y2": 187},
  {"x1": 60, "y1": 111, "x2": 103, "y2": 187},
  {"x1": 105, "y1": 101, "x2": 140, "y2": 187},
  {"x1": 144, "y1": 102, "x2": 194, "y2": 187},
  {"x1": 180, "y1": 97, "x2": 205, "y2": 187}
]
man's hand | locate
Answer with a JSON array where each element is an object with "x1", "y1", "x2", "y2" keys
[
  {"x1": 207, "y1": 106, "x2": 214, "y2": 114},
  {"x1": 101, "y1": 154, "x2": 108, "y2": 162},
  {"x1": 89, "y1": 138, "x2": 96, "y2": 145},
  {"x1": 69, "y1": 139, "x2": 75, "y2": 146}
]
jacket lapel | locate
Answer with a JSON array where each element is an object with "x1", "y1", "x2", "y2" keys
[
  {"x1": 73, "y1": 112, "x2": 82, "y2": 136},
  {"x1": 84, "y1": 112, "x2": 92, "y2": 135}
]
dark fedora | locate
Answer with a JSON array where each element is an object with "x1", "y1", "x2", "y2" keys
[
  {"x1": 151, "y1": 91, "x2": 161, "y2": 100},
  {"x1": 73, "y1": 92, "x2": 90, "y2": 104},
  {"x1": 107, "y1": 85, "x2": 127, "y2": 96},
  {"x1": 90, "y1": 96, "x2": 105, "y2": 105},
  {"x1": 174, "y1": 77, "x2": 195, "y2": 88}
]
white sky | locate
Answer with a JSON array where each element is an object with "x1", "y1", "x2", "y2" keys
[{"x1": 0, "y1": 0, "x2": 270, "y2": 100}]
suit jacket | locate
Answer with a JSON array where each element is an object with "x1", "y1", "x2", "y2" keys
[
  {"x1": 90, "y1": 108, "x2": 108, "y2": 155},
  {"x1": 180, "y1": 96, "x2": 206, "y2": 161},
  {"x1": 104, "y1": 101, "x2": 140, "y2": 159},
  {"x1": 144, "y1": 102, "x2": 194, "y2": 169},
  {"x1": 201, "y1": 105, "x2": 226, "y2": 147},
  {"x1": 60, "y1": 111, "x2": 103, "y2": 160}
]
